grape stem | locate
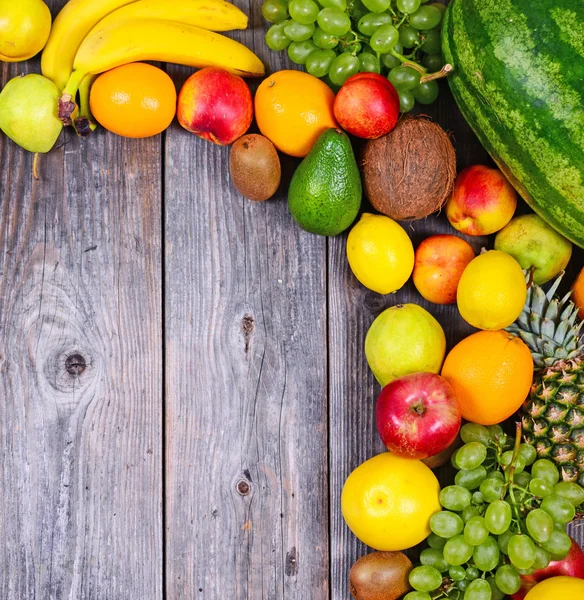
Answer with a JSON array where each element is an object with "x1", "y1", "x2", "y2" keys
[
  {"x1": 420, "y1": 63, "x2": 454, "y2": 83},
  {"x1": 504, "y1": 422, "x2": 526, "y2": 532}
]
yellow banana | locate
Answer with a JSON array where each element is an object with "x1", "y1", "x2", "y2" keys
[
  {"x1": 89, "y1": 0, "x2": 248, "y2": 34},
  {"x1": 60, "y1": 19, "x2": 264, "y2": 121},
  {"x1": 41, "y1": 0, "x2": 139, "y2": 91}
]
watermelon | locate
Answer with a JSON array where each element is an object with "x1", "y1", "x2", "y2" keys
[{"x1": 442, "y1": 0, "x2": 584, "y2": 247}]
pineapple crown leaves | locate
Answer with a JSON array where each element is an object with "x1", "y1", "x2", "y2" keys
[{"x1": 507, "y1": 272, "x2": 584, "y2": 370}]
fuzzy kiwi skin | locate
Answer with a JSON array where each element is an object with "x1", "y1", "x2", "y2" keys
[
  {"x1": 349, "y1": 551, "x2": 413, "y2": 600},
  {"x1": 229, "y1": 134, "x2": 281, "y2": 201}
]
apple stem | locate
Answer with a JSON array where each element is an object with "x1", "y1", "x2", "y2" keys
[
  {"x1": 412, "y1": 402, "x2": 426, "y2": 416},
  {"x1": 33, "y1": 153, "x2": 40, "y2": 181}
]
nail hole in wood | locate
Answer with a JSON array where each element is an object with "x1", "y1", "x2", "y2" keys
[{"x1": 66, "y1": 354, "x2": 86, "y2": 376}]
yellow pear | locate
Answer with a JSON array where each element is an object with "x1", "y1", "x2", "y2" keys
[{"x1": 0, "y1": 0, "x2": 52, "y2": 63}]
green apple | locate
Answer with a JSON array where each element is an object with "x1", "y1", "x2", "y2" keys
[{"x1": 494, "y1": 214, "x2": 572, "y2": 284}]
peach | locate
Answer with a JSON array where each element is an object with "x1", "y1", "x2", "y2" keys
[
  {"x1": 177, "y1": 67, "x2": 253, "y2": 145},
  {"x1": 446, "y1": 165, "x2": 517, "y2": 236},
  {"x1": 413, "y1": 234, "x2": 476, "y2": 305}
]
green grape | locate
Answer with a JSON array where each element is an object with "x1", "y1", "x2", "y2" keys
[
  {"x1": 362, "y1": 0, "x2": 390, "y2": 11},
  {"x1": 464, "y1": 579, "x2": 491, "y2": 600},
  {"x1": 313, "y1": 26, "x2": 338, "y2": 49},
  {"x1": 458, "y1": 579, "x2": 470, "y2": 592},
  {"x1": 396, "y1": 0, "x2": 421, "y2": 13},
  {"x1": 485, "y1": 500, "x2": 512, "y2": 535},
  {"x1": 526, "y1": 508, "x2": 554, "y2": 543},
  {"x1": 388, "y1": 66, "x2": 421, "y2": 91},
  {"x1": 508, "y1": 535, "x2": 536, "y2": 570},
  {"x1": 398, "y1": 88, "x2": 414, "y2": 112},
  {"x1": 413, "y1": 80, "x2": 439, "y2": 104},
  {"x1": 518, "y1": 443, "x2": 537, "y2": 466},
  {"x1": 487, "y1": 425, "x2": 504, "y2": 440},
  {"x1": 541, "y1": 529, "x2": 572, "y2": 560},
  {"x1": 265, "y1": 21, "x2": 292, "y2": 50},
  {"x1": 465, "y1": 566, "x2": 479, "y2": 580},
  {"x1": 487, "y1": 575, "x2": 506, "y2": 600},
  {"x1": 487, "y1": 471, "x2": 505, "y2": 482},
  {"x1": 529, "y1": 477, "x2": 554, "y2": 498},
  {"x1": 370, "y1": 24, "x2": 399, "y2": 53},
  {"x1": 533, "y1": 545, "x2": 551, "y2": 571},
  {"x1": 430, "y1": 1, "x2": 447, "y2": 14},
  {"x1": 288, "y1": 0, "x2": 319, "y2": 23},
  {"x1": 479, "y1": 477, "x2": 504, "y2": 503},
  {"x1": 462, "y1": 506, "x2": 481, "y2": 523},
  {"x1": 449, "y1": 565, "x2": 466, "y2": 581},
  {"x1": 440, "y1": 486, "x2": 473, "y2": 512},
  {"x1": 456, "y1": 443, "x2": 488, "y2": 471},
  {"x1": 328, "y1": 52, "x2": 359, "y2": 85},
  {"x1": 460, "y1": 423, "x2": 491, "y2": 445},
  {"x1": 322, "y1": 75, "x2": 340, "y2": 92},
  {"x1": 358, "y1": 52, "x2": 380, "y2": 73},
  {"x1": 531, "y1": 459, "x2": 560, "y2": 485},
  {"x1": 409, "y1": 565, "x2": 443, "y2": 592},
  {"x1": 305, "y1": 49, "x2": 337, "y2": 77},
  {"x1": 541, "y1": 494, "x2": 576, "y2": 524},
  {"x1": 464, "y1": 516, "x2": 489, "y2": 546},
  {"x1": 357, "y1": 11, "x2": 392, "y2": 36},
  {"x1": 422, "y1": 52, "x2": 444, "y2": 71},
  {"x1": 399, "y1": 25, "x2": 419, "y2": 48},
  {"x1": 420, "y1": 547, "x2": 449, "y2": 572},
  {"x1": 554, "y1": 481, "x2": 584, "y2": 506},
  {"x1": 501, "y1": 451, "x2": 525, "y2": 474},
  {"x1": 456, "y1": 466, "x2": 488, "y2": 491},
  {"x1": 287, "y1": 39, "x2": 318, "y2": 63},
  {"x1": 409, "y1": 5, "x2": 442, "y2": 29},
  {"x1": 430, "y1": 511, "x2": 465, "y2": 538},
  {"x1": 262, "y1": 0, "x2": 289, "y2": 23},
  {"x1": 472, "y1": 491, "x2": 485, "y2": 505},
  {"x1": 495, "y1": 564, "x2": 521, "y2": 595},
  {"x1": 317, "y1": 7, "x2": 351, "y2": 35},
  {"x1": 283, "y1": 19, "x2": 315, "y2": 41},
  {"x1": 319, "y1": 0, "x2": 347, "y2": 9},
  {"x1": 428, "y1": 532, "x2": 448, "y2": 549},
  {"x1": 350, "y1": 0, "x2": 368, "y2": 20},
  {"x1": 497, "y1": 529, "x2": 514, "y2": 554},
  {"x1": 404, "y1": 592, "x2": 432, "y2": 600},
  {"x1": 443, "y1": 535, "x2": 474, "y2": 566},
  {"x1": 554, "y1": 520, "x2": 566, "y2": 531},
  {"x1": 516, "y1": 566, "x2": 536, "y2": 576},
  {"x1": 419, "y1": 28, "x2": 441, "y2": 54},
  {"x1": 473, "y1": 536, "x2": 500, "y2": 572},
  {"x1": 514, "y1": 471, "x2": 532, "y2": 489}
]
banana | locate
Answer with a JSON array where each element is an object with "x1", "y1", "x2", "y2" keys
[
  {"x1": 59, "y1": 19, "x2": 264, "y2": 122},
  {"x1": 41, "y1": 0, "x2": 139, "y2": 91},
  {"x1": 89, "y1": 0, "x2": 248, "y2": 35}
]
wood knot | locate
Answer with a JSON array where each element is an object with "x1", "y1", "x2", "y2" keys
[
  {"x1": 285, "y1": 547, "x2": 298, "y2": 576},
  {"x1": 236, "y1": 479, "x2": 251, "y2": 496},
  {"x1": 65, "y1": 354, "x2": 87, "y2": 376}
]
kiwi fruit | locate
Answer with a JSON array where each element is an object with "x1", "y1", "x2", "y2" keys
[
  {"x1": 349, "y1": 551, "x2": 413, "y2": 600},
  {"x1": 229, "y1": 134, "x2": 281, "y2": 201}
]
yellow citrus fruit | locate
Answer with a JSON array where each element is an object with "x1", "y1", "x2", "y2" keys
[
  {"x1": 0, "y1": 0, "x2": 51, "y2": 62},
  {"x1": 441, "y1": 330, "x2": 534, "y2": 425},
  {"x1": 457, "y1": 250, "x2": 527, "y2": 330},
  {"x1": 341, "y1": 452, "x2": 441, "y2": 551},
  {"x1": 90, "y1": 63, "x2": 177, "y2": 138},
  {"x1": 525, "y1": 576, "x2": 584, "y2": 600},
  {"x1": 254, "y1": 70, "x2": 338, "y2": 158},
  {"x1": 347, "y1": 213, "x2": 415, "y2": 294}
]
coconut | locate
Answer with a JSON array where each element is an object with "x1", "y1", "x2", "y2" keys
[{"x1": 361, "y1": 116, "x2": 457, "y2": 221}]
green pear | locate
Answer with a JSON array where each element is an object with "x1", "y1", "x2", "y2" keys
[
  {"x1": 0, "y1": 74, "x2": 62, "y2": 153},
  {"x1": 494, "y1": 213, "x2": 572, "y2": 284}
]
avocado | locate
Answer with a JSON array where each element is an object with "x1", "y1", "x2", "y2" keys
[{"x1": 288, "y1": 128, "x2": 362, "y2": 236}]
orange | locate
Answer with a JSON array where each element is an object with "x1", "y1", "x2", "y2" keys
[
  {"x1": 254, "y1": 70, "x2": 338, "y2": 158},
  {"x1": 572, "y1": 267, "x2": 584, "y2": 320},
  {"x1": 90, "y1": 63, "x2": 176, "y2": 138},
  {"x1": 441, "y1": 330, "x2": 534, "y2": 426}
]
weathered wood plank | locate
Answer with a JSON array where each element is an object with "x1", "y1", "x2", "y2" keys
[
  {"x1": 164, "y1": 5, "x2": 329, "y2": 599},
  {"x1": 0, "y1": 7, "x2": 163, "y2": 595}
]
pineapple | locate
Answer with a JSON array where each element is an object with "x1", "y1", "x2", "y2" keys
[{"x1": 507, "y1": 274, "x2": 584, "y2": 486}]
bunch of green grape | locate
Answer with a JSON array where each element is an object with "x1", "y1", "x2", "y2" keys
[
  {"x1": 404, "y1": 422, "x2": 584, "y2": 600},
  {"x1": 261, "y1": 0, "x2": 449, "y2": 112}
]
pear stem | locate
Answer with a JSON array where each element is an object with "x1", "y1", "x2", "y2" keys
[{"x1": 33, "y1": 153, "x2": 40, "y2": 180}]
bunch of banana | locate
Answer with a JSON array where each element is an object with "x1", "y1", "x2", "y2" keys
[{"x1": 42, "y1": 0, "x2": 264, "y2": 131}]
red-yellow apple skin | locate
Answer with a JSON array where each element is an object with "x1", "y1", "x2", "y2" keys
[
  {"x1": 446, "y1": 165, "x2": 517, "y2": 236},
  {"x1": 413, "y1": 234, "x2": 475, "y2": 305},
  {"x1": 177, "y1": 67, "x2": 253, "y2": 145}
]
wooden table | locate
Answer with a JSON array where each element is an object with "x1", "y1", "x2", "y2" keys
[{"x1": 1, "y1": 2, "x2": 583, "y2": 598}]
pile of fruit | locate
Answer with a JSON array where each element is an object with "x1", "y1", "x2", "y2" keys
[{"x1": 1, "y1": 1, "x2": 584, "y2": 599}]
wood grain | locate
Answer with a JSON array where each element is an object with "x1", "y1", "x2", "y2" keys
[
  {"x1": 0, "y1": 7, "x2": 163, "y2": 595},
  {"x1": 164, "y1": 4, "x2": 329, "y2": 598}
]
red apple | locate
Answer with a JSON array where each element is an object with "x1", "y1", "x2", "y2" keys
[
  {"x1": 446, "y1": 165, "x2": 517, "y2": 236},
  {"x1": 376, "y1": 372, "x2": 461, "y2": 459},
  {"x1": 511, "y1": 538, "x2": 584, "y2": 600},
  {"x1": 177, "y1": 67, "x2": 253, "y2": 145},
  {"x1": 333, "y1": 72, "x2": 399, "y2": 139},
  {"x1": 413, "y1": 234, "x2": 476, "y2": 305}
]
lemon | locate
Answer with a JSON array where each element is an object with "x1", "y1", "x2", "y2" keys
[
  {"x1": 347, "y1": 213, "x2": 414, "y2": 294},
  {"x1": 525, "y1": 576, "x2": 584, "y2": 600},
  {"x1": 341, "y1": 453, "x2": 441, "y2": 551},
  {"x1": 457, "y1": 250, "x2": 527, "y2": 330}
]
